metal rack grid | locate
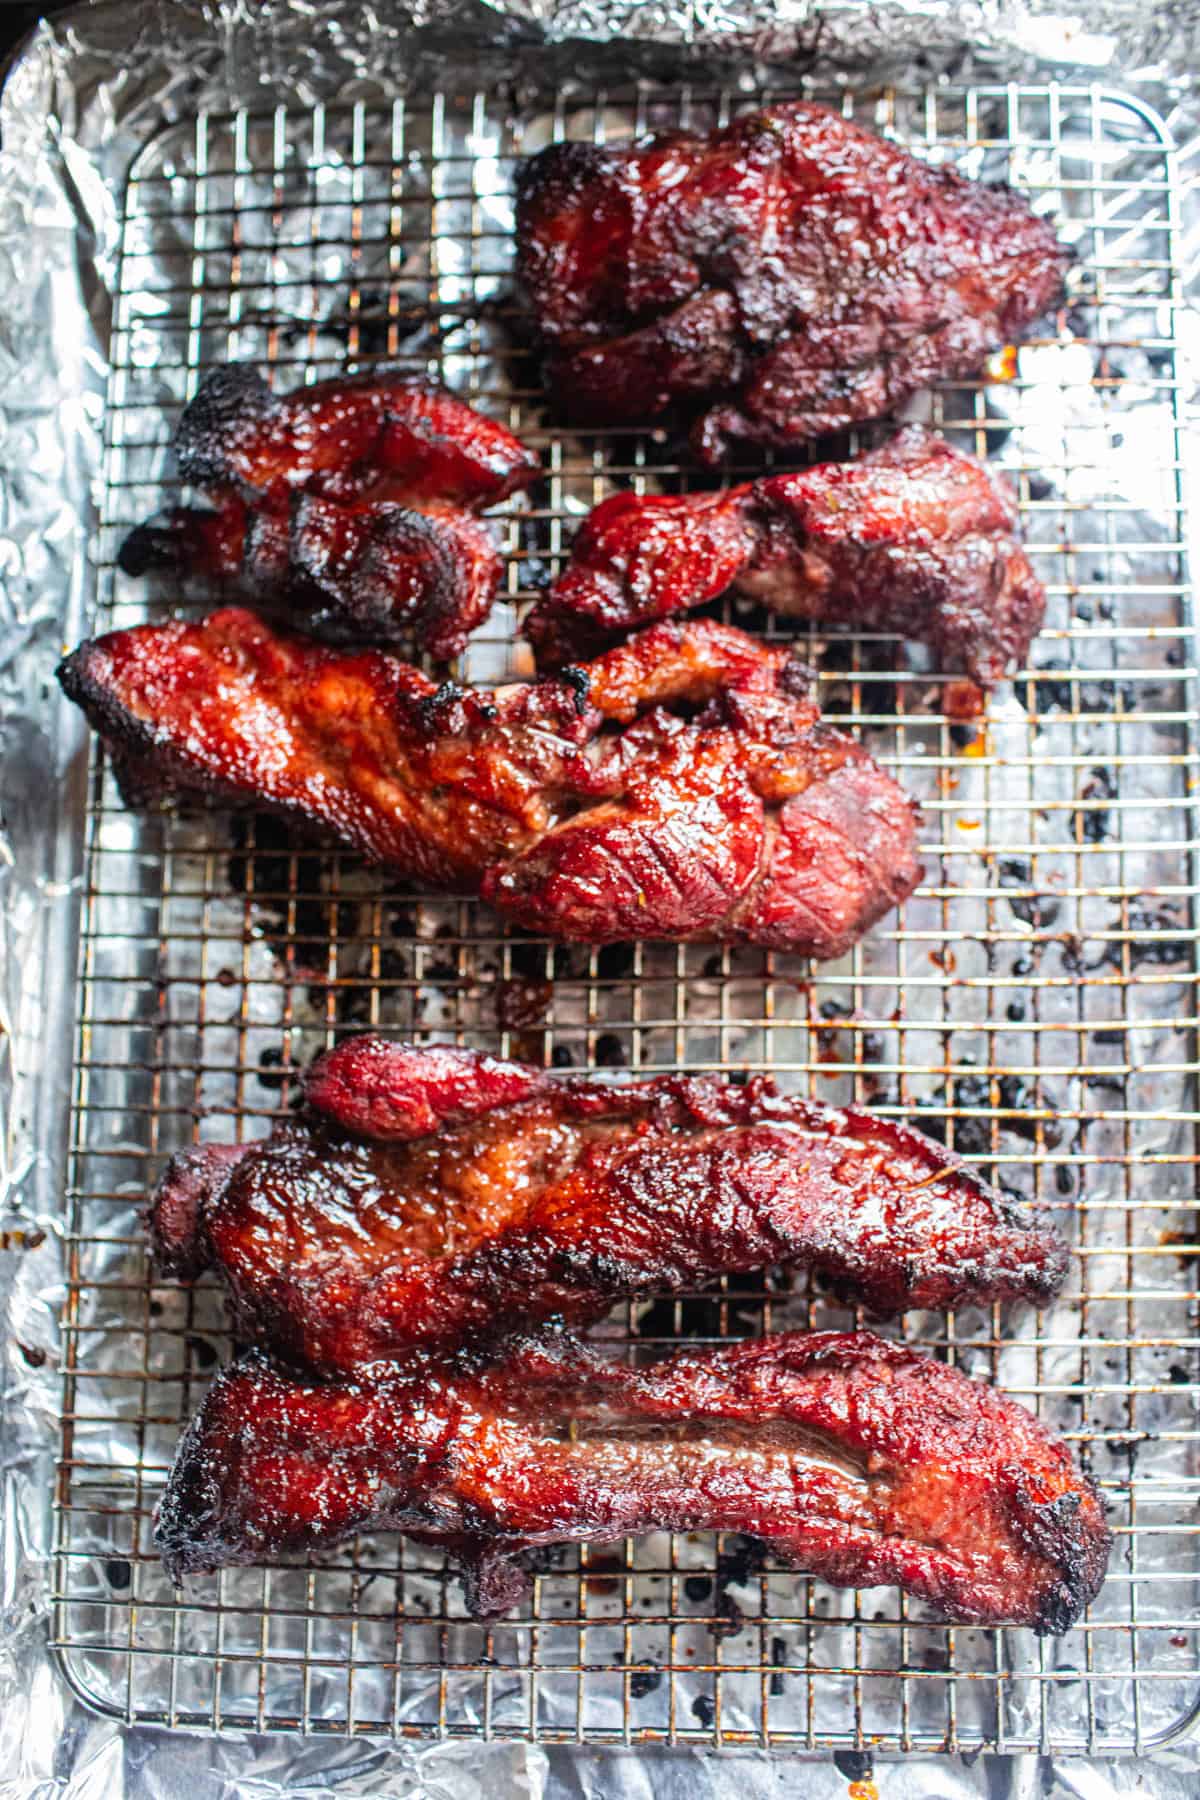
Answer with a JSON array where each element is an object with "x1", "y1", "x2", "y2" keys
[{"x1": 50, "y1": 80, "x2": 1200, "y2": 1753}]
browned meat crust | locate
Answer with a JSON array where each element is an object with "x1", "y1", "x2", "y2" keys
[
  {"x1": 57, "y1": 610, "x2": 923, "y2": 954},
  {"x1": 526, "y1": 427, "x2": 1045, "y2": 686},
  {"x1": 119, "y1": 367, "x2": 540, "y2": 660},
  {"x1": 155, "y1": 1329, "x2": 1110, "y2": 1632},
  {"x1": 149, "y1": 1037, "x2": 1068, "y2": 1369},
  {"x1": 515, "y1": 102, "x2": 1069, "y2": 460}
]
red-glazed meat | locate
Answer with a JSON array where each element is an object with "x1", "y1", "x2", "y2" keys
[
  {"x1": 118, "y1": 367, "x2": 540, "y2": 660},
  {"x1": 155, "y1": 1330, "x2": 1110, "y2": 1632},
  {"x1": 527, "y1": 427, "x2": 1045, "y2": 686},
  {"x1": 149, "y1": 1038, "x2": 1068, "y2": 1370},
  {"x1": 515, "y1": 102, "x2": 1069, "y2": 460},
  {"x1": 172, "y1": 365, "x2": 539, "y2": 508},
  {"x1": 57, "y1": 609, "x2": 923, "y2": 954}
]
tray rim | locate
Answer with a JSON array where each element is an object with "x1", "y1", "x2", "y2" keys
[{"x1": 47, "y1": 68, "x2": 1200, "y2": 1753}]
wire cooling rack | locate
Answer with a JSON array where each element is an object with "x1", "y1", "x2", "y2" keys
[{"x1": 50, "y1": 80, "x2": 1200, "y2": 1753}]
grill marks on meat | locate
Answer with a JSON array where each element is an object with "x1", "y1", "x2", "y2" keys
[
  {"x1": 149, "y1": 1038, "x2": 1068, "y2": 1371},
  {"x1": 57, "y1": 609, "x2": 923, "y2": 954},
  {"x1": 515, "y1": 102, "x2": 1069, "y2": 460},
  {"x1": 527, "y1": 427, "x2": 1046, "y2": 687},
  {"x1": 155, "y1": 1330, "x2": 1110, "y2": 1632},
  {"x1": 118, "y1": 367, "x2": 540, "y2": 660}
]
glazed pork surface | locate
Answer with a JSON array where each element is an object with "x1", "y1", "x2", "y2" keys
[
  {"x1": 57, "y1": 610, "x2": 923, "y2": 955},
  {"x1": 155, "y1": 1328, "x2": 1110, "y2": 1633},
  {"x1": 526, "y1": 427, "x2": 1045, "y2": 686},
  {"x1": 515, "y1": 101, "x2": 1069, "y2": 460},
  {"x1": 119, "y1": 367, "x2": 540, "y2": 660},
  {"x1": 150, "y1": 1037, "x2": 1069, "y2": 1370}
]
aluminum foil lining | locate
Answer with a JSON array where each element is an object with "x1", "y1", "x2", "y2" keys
[{"x1": 1, "y1": 0, "x2": 1199, "y2": 1794}]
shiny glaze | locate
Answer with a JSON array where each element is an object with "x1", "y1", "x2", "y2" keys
[
  {"x1": 515, "y1": 101, "x2": 1070, "y2": 459},
  {"x1": 58, "y1": 612, "x2": 923, "y2": 954},
  {"x1": 526, "y1": 427, "x2": 1046, "y2": 687},
  {"x1": 150, "y1": 1038, "x2": 1069, "y2": 1371},
  {"x1": 118, "y1": 366, "x2": 540, "y2": 660},
  {"x1": 155, "y1": 1329, "x2": 1111, "y2": 1633},
  {"x1": 174, "y1": 365, "x2": 540, "y2": 508}
]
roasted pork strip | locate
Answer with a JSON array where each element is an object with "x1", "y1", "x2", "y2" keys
[
  {"x1": 172, "y1": 365, "x2": 540, "y2": 507},
  {"x1": 155, "y1": 1329, "x2": 1110, "y2": 1632},
  {"x1": 119, "y1": 368, "x2": 540, "y2": 660},
  {"x1": 526, "y1": 427, "x2": 1046, "y2": 686},
  {"x1": 58, "y1": 610, "x2": 923, "y2": 955},
  {"x1": 515, "y1": 101, "x2": 1069, "y2": 460},
  {"x1": 150, "y1": 1038, "x2": 1068, "y2": 1370}
]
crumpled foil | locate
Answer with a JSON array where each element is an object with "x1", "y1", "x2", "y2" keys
[{"x1": 1, "y1": 1, "x2": 1199, "y2": 1795}]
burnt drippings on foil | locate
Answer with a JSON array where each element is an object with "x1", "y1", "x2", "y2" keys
[
  {"x1": 813, "y1": 1011, "x2": 887, "y2": 1091},
  {"x1": 1077, "y1": 766, "x2": 1118, "y2": 843},
  {"x1": 420, "y1": 922, "x2": 462, "y2": 989},
  {"x1": 184, "y1": 1333, "x2": 219, "y2": 1370},
  {"x1": 304, "y1": 289, "x2": 441, "y2": 356},
  {"x1": 583, "y1": 1549, "x2": 623, "y2": 1595},
  {"x1": 917, "y1": 1067, "x2": 1060, "y2": 1155},
  {"x1": 1057, "y1": 903, "x2": 1191, "y2": 976},
  {"x1": 834, "y1": 1750, "x2": 875, "y2": 1782},
  {"x1": 227, "y1": 817, "x2": 438, "y2": 1026},
  {"x1": 717, "y1": 1536, "x2": 768, "y2": 1592},
  {"x1": 819, "y1": 637, "x2": 899, "y2": 722},
  {"x1": 227, "y1": 814, "x2": 335, "y2": 964},
  {"x1": 255, "y1": 1046, "x2": 289, "y2": 1091},
  {"x1": 1125, "y1": 904, "x2": 1190, "y2": 966},
  {"x1": 917, "y1": 1075, "x2": 990, "y2": 1157},
  {"x1": 998, "y1": 1074, "x2": 1063, "y2": 1147},
  {"x1": 507, "y1": 937, "x2": 595, "y2": 983},
  {"x1": 255, "y1": 288, "x2": 445, "y2": 359},
  {"x1": 997, "y1": 857, "x2": 1061, "y2": 929},
  {"x1": 635, "y1": 1283, "x2": 763, "y2": 1342},
  {"x1": 523, "y1": 1543, "x2": 571, "y2": 1577},
  {"x1": 1030, "y1": 663, "x2": 1144, "y2": 717},
  {"x1": 597, "y1": 942, "x2": 636, "y2": 980}
]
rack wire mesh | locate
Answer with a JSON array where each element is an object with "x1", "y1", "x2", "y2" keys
[{"x1": 50, "y1": 79, "x2": 1200, "y2": 1753}]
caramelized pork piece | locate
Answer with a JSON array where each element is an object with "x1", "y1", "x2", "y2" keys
[
  {"x1": 515, "y1": 102, "x2": 1069, "y2": 460},
  {"x1": 156, "y1": 1329, "x2": 1110, "y2": 1632},
  {"x1": 170, "y1": 365, "x2": 539, "y2": 508},
  {"x1": 150, "y1": 1038, "x2": 1068, "y2": 1369},
  {"x1": 57, "y1": 610, "x2": 923, "y2": 954},
  {"x1": 527, "y1": 428, "x2": 1045, "y2": 685},
  {"x1": 119, "y1": 368, "x2": 540, "y2": 659}
]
